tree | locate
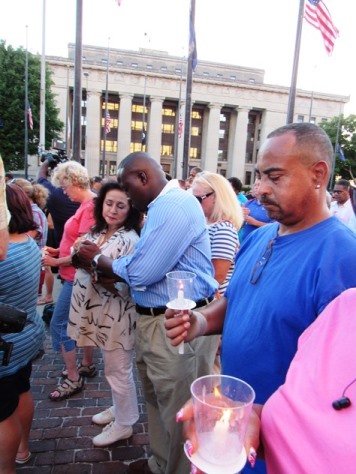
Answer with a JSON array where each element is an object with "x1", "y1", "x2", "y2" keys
[
  {"x1": 0, "y1": 41, "x2": 63, "y2": 170},
  {"x1": 319, "y1": 114, "x2": 356, "y2": 186}
]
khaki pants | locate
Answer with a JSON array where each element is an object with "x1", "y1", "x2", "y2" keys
[{"x1": 135, "y1": 312, "x2": 220, "y2": 474}]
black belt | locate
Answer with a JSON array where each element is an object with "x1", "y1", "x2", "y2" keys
[{"x1": 135, "y1": 296, "x2": 214, "y2": 317}]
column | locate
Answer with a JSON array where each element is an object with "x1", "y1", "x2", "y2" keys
[
  {"x1": 201, "y1": 103, "x2": 222, "y2": 172},
  {"x1": 147, "y1": 96, "x2": 164, "y2": 161},
  {"x1": 228, "y1": 107, "x2": 249, "y2": 180},
  {"x1": 117, "y1": 93, "x2": 133, "y2": 163},
  {"x1": 85, "y1": 91, "x2": 101, "y2": 177}
]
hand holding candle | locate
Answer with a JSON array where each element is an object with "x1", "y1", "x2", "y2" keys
[
  {"x1": 166, "y1": 271, "x2": 196, "y2": 354},
  {"x1": 186, "y1": 374, "x2": 255, "y2": 474}
]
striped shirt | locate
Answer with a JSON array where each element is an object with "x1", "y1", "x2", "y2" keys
[
  {"x1": 208, "y1": 221, "x2": 239, "y2": 296},
  {"x1": 113, "y1": 182, "x2": 218, "y2": 307},
  {"x1": 0, "y1": 237, "x2": 45, "y2": 378}
]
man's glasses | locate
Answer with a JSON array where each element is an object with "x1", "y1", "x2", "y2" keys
[
  {"x1": 332, "y1": 190, "x2": 343, "y2": 194},
  {"x1": 250, "y1": 238, "x2": 276, "y2": 285},
  {"x1": 195, "y1": 191, "x2": 214, "y2": 203}
]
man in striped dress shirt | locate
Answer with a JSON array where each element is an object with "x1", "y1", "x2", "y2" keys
[{"x1": 77, "y1": 152, "x2": 220, "y2": 474}]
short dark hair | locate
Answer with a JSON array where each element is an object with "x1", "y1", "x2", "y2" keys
[
  {"x1": 228, "y1": 177, "x2": 243, "y2": 192},
  {"x1": 335, "y1": 179, "x2": 350, "y2": 189},
  {"x1": 91, "y1": 181, "x2": 143, "y2": 235},
  {"x1": 91, "y1": 176, "x2": 103, "y2": 184},
  {"x1": 5, "y1": 172, "x2": 13, "y2": 180},
  {"x1": 6, "y1": 184, "x2": 38, "y2": 234},
  {"x1": 267, "y1": 122, "x2": 333, "y2": 169}
]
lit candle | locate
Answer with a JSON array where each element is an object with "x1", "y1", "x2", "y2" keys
[{"x1": 213, "y1": 408, "x2": 231, "y2": 437}]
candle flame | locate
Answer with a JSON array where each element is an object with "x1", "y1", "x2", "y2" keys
[
  {"x1": 214, "y1": 386, "x2": 222, "y2": 397},
  {"x1": 221, "y1": 408, "x2": 232, "y2": 423}
]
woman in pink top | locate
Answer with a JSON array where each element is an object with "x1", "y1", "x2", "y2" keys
[{"x1": 42, "y1": 161, "x2": 96, "y2": 401}]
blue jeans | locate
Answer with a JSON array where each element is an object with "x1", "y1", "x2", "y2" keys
[{"x1": 50, "y1": 280, "x2": 75, "y2": 352}]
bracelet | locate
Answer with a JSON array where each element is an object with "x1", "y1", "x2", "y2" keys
[{"x1": 192, "y1": 311, "x2": 208, "y2": 337}]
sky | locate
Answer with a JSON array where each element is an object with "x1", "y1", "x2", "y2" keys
[{"x1": 1, "y1": 0, "x2": 355, "y2": 115}]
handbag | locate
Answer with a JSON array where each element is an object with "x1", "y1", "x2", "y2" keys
[{"x1": 0, "y1": 302, "x2": 27, "y2": 333}]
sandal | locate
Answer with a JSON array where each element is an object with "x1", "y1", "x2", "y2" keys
[
  {"x1": 61, "y1": 363, "x2": 97, "y2": 379},
  {"x1": 48, "y1": 377, "x2": 84, "y2": 401},
  {"x1": 37, "y1": 297, "x2": 54, "y2": 305},
  {"x1": 16, "y1": 452, "x2": 32, "y2": 465}
]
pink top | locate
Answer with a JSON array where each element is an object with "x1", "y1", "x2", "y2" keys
[
  {"x1": 262, "y1": 288, "x2": 356, "y2": 474},
  {"x1": 59, "y1": 199, "x2": 94, "y2": 282}
]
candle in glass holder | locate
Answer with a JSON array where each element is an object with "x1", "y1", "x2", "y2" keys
[{"x1": 187, "y1": 375, "x2": 255, "y2": 474}]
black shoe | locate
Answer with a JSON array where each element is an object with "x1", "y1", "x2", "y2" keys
[{"x1": 126, "y1": 459, "x2": 154, "y2": 474}]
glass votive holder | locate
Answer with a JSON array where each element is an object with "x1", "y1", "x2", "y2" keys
[{"x1": 188, "y1": 374, "x2": 255, "y2": 474}]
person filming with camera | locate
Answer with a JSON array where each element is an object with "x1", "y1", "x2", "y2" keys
[{"x1": 37, "y1": 149, "x2": 80, "y2": 247}]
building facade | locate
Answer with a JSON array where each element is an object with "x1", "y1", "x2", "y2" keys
[{"x1": 46, "y1": 44, "x2": 348, "y2": 185}]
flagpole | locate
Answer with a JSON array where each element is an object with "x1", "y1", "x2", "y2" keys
[
  {"x1": 39, "y1": 0, "x2": 46, "y2": 154},
  {"x1": 329, "y1": 105, "x2": 342, "y2": 189},
  {"x1": 286, "y1": 0, "x2": 305, "y2": 124},
  {"x1": 72, "y1": 0, "x2": 83, "y2": 162},
  {"x1": 182, "y1": 0, "x2": 196, "y2": 180},
  {"x1": 173, "y1": 58, "x2": 184, "y2": 178},
  {"x1": 24, "y1": 25, "x2": 29, "y2": 179},
  {"x1": 102, "y1": 38, "x2": 110, "y2": 178},
  {"x1": 65, "y1": 65, "x2": 70, "y2": 155},
  {"x1": 141, "y1": 73, "x2": 147, "y2": 150}
]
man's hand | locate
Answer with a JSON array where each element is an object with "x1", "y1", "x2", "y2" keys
[
  {"x1": 76, "y1": 240, "x2": 100, "y2": 268},
  {"x1": 164, "y1": 309, "x2": 207, "y2": 346}
]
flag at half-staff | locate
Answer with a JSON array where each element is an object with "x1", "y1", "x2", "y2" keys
[
  {"x1": 27, "y1": 102, "x2": 33, "y2": 130},
  {"x1": 105, "y1": 111, "x2": 111, "y2": 134},
  {"x1": 304, "y1": 0, "x2": 339, "y2": 55}
]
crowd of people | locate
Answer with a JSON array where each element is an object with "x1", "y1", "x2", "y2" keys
[{"x1": 0, "y1": 121, "x2": 356, "y2": 474}]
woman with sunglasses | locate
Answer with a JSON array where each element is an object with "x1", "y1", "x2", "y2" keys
[{"x1": 192, "y1": 171, "x2": 243, "y2": 297}]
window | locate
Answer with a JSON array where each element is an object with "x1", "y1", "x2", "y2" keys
[
  {"x1": 218, "y1": 108, "x2": 231, "y2": 162},
  {"x1": 309, "y1": 116, "x2": 316, "y2": 124},
  {"x1": 297, "y1": 115, "x2": 304, "y2": 123},
  {"x1": 245, "y1": 171, "x2": 252, "y2": 185},
  {"x1": 109, "y1": 161, "x2": 116, "y2": 176}
]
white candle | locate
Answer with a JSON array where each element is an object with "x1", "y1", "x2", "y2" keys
[
  {"x1": 213, "y1": 408, "x2": 231, "y2": 455},
  {"x1": 177, "y1": 287, "x2": 185, "y2": 307},
  {"x1": 213, "y1": 408, "x2": 230, "y2": 437}
]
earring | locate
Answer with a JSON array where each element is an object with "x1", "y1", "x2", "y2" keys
[{"x1": 315, "y1": 184, "x2": 321, "y2": 189}]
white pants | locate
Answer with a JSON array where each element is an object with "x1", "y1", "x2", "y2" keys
[{"x1": 102, "y1": 347, "x2": 139, "y2": 427}]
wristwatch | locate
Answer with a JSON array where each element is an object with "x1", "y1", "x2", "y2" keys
[{"x1": 91, "y1": 253, "x2": 101, "y2": 271}]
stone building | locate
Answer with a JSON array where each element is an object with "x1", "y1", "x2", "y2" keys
[{"x1": 46, "y1": 43, "x2": 348, "y2": 185}]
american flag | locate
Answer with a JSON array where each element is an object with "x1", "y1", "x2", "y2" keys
[
  {"x1": 304, "y1": 0, "x2": 339, "y2": 55},
  {"x1": 27, "y1": 102, "x2": 33, "y2": 130},
  {"x1": 337, "y1": 143, "x2": 346, "y2": 161},
  {"x1": 105, "y1": 111, "x2": 111, "y2": 134},
  {"x1": 178, "y1": 114, "x2": 183, "y2": 139}
]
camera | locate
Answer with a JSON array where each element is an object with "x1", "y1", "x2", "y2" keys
[
  {"x1": 40, "y1": 140, "x2": 68, "y2": 169},
  {"x1": 40, "y1": 150, "x2": 68, "y2": 169},
  {"x1": 0, "y1": 303, "x2": 27, "y2": 366}
]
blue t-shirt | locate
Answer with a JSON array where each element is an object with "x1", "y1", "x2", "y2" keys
[
  {"x1": 223, "y1": 218, "x2": 356, "y2": 473},
  {"x1": 0, "y1": 238, "x2": 45, "y2": 378},
  {"x1": 223, "y1": 217, "x2": 356, "y2": 402}
]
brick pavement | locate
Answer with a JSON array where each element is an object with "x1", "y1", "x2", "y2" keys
[{"x1": 17, "y1": 276, "x2": 150, "y2": 474}]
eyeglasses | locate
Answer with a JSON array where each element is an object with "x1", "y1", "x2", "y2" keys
[
  {"x1": 332, "y1": 190, "x2": 343, "y2": 194},
  {"x1": 195, "y1": 191, "x2": 214, "y2": 203},
  {"x1": 250, "y1": 238, "x2": 276, "y2": 285}
]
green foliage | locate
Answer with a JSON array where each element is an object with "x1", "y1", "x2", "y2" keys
[
  {"x1": 0, "y1": 41, "x2": 63, "y2": 170},
  {"x1": 319, "y1": 114, "x2": 356, "y2": 185}
]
